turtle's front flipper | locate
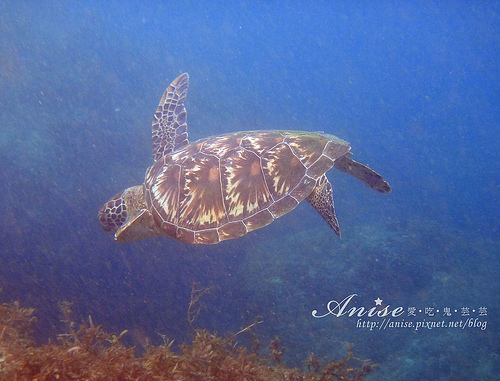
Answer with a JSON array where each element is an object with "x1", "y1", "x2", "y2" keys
[
  {"x1": 306, "y1": 175, "x2": 341, "y2": 237},
  {"x1": 152, "y1": 73, "x2": 190, "y2": 161},
  {"x1": 115, "y1": 209, "x2": 161, "y2": 243},
  {"x1": 334, "y1": 155, "x2": 391, "y2": 194}
]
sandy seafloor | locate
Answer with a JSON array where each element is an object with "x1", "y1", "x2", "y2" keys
[{"x1": 0, "y1": 1, "x2": 498, "y2": 379}]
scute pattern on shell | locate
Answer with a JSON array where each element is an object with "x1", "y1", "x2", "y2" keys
[{"x1": 144, "y1": 130, "x2": 350, "y2": 244}]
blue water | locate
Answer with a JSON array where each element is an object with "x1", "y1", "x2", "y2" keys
[{"x1": 0, "y1": 1, "x2": 498, "y2": 379}]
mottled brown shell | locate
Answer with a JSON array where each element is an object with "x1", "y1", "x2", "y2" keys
[{"x1": 144, "y1": 130, "x2": 350, "y2": 244}]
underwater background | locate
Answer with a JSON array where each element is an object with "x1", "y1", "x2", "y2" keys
[{"x1": 0, "y1": 1, "x2": 498, "y2": 379}]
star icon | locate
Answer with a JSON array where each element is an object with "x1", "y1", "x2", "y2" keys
[{"x1": 374, "y1": 298, "x2": 383, "y2": 306}]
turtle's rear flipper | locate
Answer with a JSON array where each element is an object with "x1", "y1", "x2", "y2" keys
[
  {"x1": 334, "y1": 155, "x2": 391, "y2": 194},
  {"x1": 306, "y1": 175, "x2": 341, "y2": 237}
]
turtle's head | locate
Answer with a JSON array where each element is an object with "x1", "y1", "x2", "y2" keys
[
  {"x1": 98, "y1": 185, "x2": 146, "y2": 234},
  {"x1": 98, "y1": 185, "x2": 161, "y2": 242}
]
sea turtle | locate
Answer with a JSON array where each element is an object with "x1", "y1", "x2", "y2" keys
[{"x1": 98, "y1": 73, "x2": 391, "y2": 244}]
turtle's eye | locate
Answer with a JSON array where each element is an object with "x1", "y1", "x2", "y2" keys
[{"x1": 98, "y1": 192, "x2": 128, "y2": 233}]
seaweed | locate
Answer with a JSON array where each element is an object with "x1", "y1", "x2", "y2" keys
[
  {"x1": 305, "y1": 348, "x2": 378, "y2": 381},
  {"x1": 0, "y1": 288, "x2": 376, "y2": 380}
]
